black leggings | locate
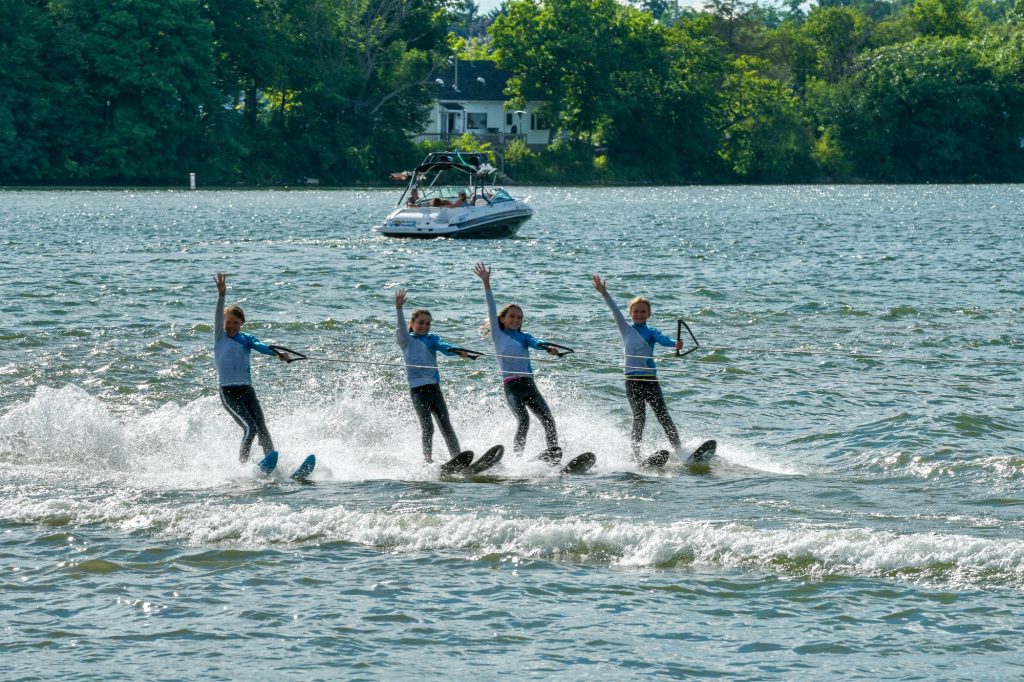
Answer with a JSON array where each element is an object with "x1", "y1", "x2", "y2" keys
[
  {"x1": 410, "y1": 383, "x2": 460, "y2": 462},
  {"x1": 503, "y1": 377, "x2": 558, "y2": 453},
  {"x1": 625, "y1": 377, "x2": 680, "y2": 457},
  {"x1": 220, "y1": 384, "x2": 274, "y2": 463}
]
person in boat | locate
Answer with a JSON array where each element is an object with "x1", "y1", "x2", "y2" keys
[
  {"x1": 406, "y1": 188, "x2": 420, "y2": 206},
  {"x1": 473, "y1": 262, "x2": 561, "y2": 457},
  {"x1": 592, "y1": 275, "x2": 684, "y2": 462},
  {"x1": 449, "y1": 191, "x2": 468, "y2": 207},
  {"x1": 213, "y1": 273, "x2": 289, "y2": 463},
  {"x1": 395, "y1": 288, "x2": 471, "y2": 464}
]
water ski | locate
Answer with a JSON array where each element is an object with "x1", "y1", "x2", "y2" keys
[
  {"x1": 640, "y1": 450, "x2": 671, "y2": 468},
  {"x1": 469, "y1": 445, "x2": 504, "y2": 474},
  {"x1": 291, "y1": 454, "x2": 316, "y2": 482},
  {"x1": 257, "y1": 450, "x2": 278, "y2": 475},
  {"x1": 561, "y1": 452, "x2": 597, "y2": 475},
  {"x1": 537, "y1": 446, "x2": 563, "y2": 466},
  {"x1": 440, "y1": 450, "x2": 474, "y2": 475},
  {"x1": 686, "y1": 439, "x2": 717, "y2": 464}
]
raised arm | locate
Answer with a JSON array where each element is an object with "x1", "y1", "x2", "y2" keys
[
  {"x1": 475, "y1": 263, "x2": 501, "y2": 342},
  {"x1": 594, "y1": 274, "x2": 631, "y2": 337},
  {"x1": 395, "y1": 288, "x2": 410, "y2": 349},
  {"x1": 214, "y1": 273, "x2": 226, "y2": 341},
  {"x1": 473, "y1": 262, "x2": 491, "y2": 289}
]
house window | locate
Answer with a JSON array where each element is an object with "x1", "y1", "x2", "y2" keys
[
  {"x1": 506, "y1": 112, "x2": 513, "y2": 126},
  {"x1": 466, "y1": 112, "x2": 488, "y2": 130},
  {"x1": 530, "y1": 113, "x2": 548, "y2": 130}
]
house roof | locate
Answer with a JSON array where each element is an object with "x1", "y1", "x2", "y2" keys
[{"x1": 435, "y1": 60, "x2": 510, "y2": 102}]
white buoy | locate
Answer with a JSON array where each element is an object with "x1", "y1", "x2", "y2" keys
[{"x1": 189, "y1": 172, "x2": 196, "y2": 190}]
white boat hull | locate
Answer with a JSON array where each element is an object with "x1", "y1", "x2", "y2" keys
[{"x1": 374, "y1": 201, "x2": 533, "y2": 239}]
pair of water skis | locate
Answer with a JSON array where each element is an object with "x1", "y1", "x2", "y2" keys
[
  {"x1": 639, "y1": 439, "x2": 717, "y2": 469},
  {"x1": 440, "y1": 440, "x2": 716, "y2": 477},
  {"x1": 439, "y1": 444, "x2": 506, "y2": 476},
  {"x1": 439, "y1": 445, "x2": 597, "y2": 476},
  {"x1": 256, "y1": 450, "x2": 317, "y2": 483}
]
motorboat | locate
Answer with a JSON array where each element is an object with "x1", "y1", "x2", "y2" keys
[{"x1": 373, "y1": 151, "x2": 533, "y2": 238}]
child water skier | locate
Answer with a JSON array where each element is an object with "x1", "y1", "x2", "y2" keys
[
  {"x1": 592, "y1": 275, "x2": 684, "y2": 462},
  {"x1": 214, "y1": 273, "x2": 289, "y2": 463},
  {"x1": 473, "y1": 262, "x2": 562, "y2": 460},
  {"x1": 394, "y1": 288, "x2": 470, "y2": 464}
]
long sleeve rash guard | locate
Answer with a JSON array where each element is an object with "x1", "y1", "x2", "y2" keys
[
  {"x1": 601, "y1": 292, "x2": 675, "y2": 376},
  {"x1": 214, "y1": 294, "x2": 277, "y2": 387},
  {"x1": 485, "y1": 288, "x2": 546, "y2": 382},
  {"x1": 396, "y1": 307, "x2": 459, "y2": 388}
]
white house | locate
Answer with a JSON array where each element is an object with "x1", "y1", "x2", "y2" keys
[{"x1": 416, "y1": 59, "x2": 551, "y2": 150}]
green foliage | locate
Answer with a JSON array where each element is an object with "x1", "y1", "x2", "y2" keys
[
  {"x1": 716, "y1": 56, "x2": 815, "y2": 180},
  {"x1": 3, "y1": 0, "x2": 1023, "y2": 185},
  {"x1": 490, "y1": 0, "x2": 624, "y2": 139},
  {"x1": 802, "y1": 6, "x2": 872, "y2": 82},
  {"x1": 811, "y1": 36, "x2": 1024, "y2": 180},
  {"x1": 417, "y1": 133, "x2": 492, "y2": 156},
  {"x1": 502, "y1": 138, "x2": 547, "y2": 180}
]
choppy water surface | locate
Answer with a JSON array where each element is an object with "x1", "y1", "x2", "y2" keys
[{"x1": 1, "y1": 185, "x2": 1022, "y2": 679}]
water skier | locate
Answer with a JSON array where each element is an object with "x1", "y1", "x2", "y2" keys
[
  {"x1": 214, "y1": 273, "x2": 289, "y2": 463},
  {"x1": 473, "y1": 262, "x2": 561, "y2": 458},
  {"x1": 394, "y1": 288, "x2": 470, "y2": 464},
  {"x1": 593, "y1": 275, "x2": 684, "y2": 462}
]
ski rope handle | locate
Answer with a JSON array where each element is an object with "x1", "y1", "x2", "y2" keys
[
  {"x1": 538, "y1": 342, "x2": 575, "y2": 358},
  {"x1": 267, "y1": 345, "x2": 310, "y2": 363},
  {"x1": 449, "y1": 347, "x2": 485, "y2": 360},
  {"x1": 676, "y1": 320, "x2": 699, "y2": 358}
]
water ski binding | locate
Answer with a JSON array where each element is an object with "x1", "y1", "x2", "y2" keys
[{"x1": 537, "y1": 446, "x2": 563, "y2": 465}]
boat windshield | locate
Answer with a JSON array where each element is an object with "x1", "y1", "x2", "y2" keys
[{"x1": 407, "y1": 186, "x2": 471, "y2": 207}]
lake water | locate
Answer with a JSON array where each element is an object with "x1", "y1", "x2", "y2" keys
[{"x1": 1, "y1": 185, "x2": 1022, "y2": 679}]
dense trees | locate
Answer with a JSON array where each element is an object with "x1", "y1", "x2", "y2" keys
[
  {"x1": 2, "y1": 0, "x2": 449, "y2": 184},
  {"x1": 2, "y1": 0, "x2": 1022, "y2": 184}
]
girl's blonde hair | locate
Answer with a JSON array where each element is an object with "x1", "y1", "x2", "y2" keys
[
  {"x1": 225, "y1": 304, "x2": 246, "y2": 323},
  {"x1": 409, "y1": 308, "x2": 431, "y2": 331},
  {"x1": 627, "y1": 296, "x2": 651, "y2": 314},
  {"x1": 482, "y1": 303, "x2": 522, "y2": 335}
]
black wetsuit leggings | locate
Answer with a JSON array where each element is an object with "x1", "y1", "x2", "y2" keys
[
  {"x1": 220, "y1": 384, "x2": 274, "y2": 463},
  {"x1": 503, "y1": 377, "x2": 558, "y2": 453},
  {"x1": 625, "y1": 377, "x2": 680, "y2": 457},
  {"x1": 410, "y1": 383, "x2": 460, "y2": 462}
]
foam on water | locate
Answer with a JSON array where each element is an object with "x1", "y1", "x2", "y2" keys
[
  {"x1": 5, "y1": 482, "x2": 1024, "y2": 590},
  {"x1": 0, "y1": 378, "x2": 792, "y2": 487},
  {"x1": 2, "y1": 382, "x2": 1022, "y2": 590}
]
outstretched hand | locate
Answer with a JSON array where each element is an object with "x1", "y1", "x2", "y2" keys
[
  {"x1": 473, "y1": 262, "x2": 491, "y2": 288},
  {"x1": 592, "y1": 274, "x2": 607, "y2": 295},
  {"x1": 276, "y1": 351, "x2": 291, "y2": 362},
  {"x1": 214, "y1": 273, "x2": 227, "y2": 296},
  {"x1": 395, "y1": 288, "x2": 408, "y2": 308}
]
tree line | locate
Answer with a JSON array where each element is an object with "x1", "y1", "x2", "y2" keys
[{"x1": 2, "y1": 0, "x2": 1023, "y2": 185}]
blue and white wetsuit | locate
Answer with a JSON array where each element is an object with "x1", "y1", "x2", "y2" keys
[
  {"x1": 484, "y1": 288, "x2": 558, "y2": 453},
  {"x1": 601, "y1": 291, "x2": 681, "y2": 457},
  {"x1": 396, "y1": 307, "x2": 461, "y2": 461},
  {"x1": 215, "y1": 294, "x2": 278, "y2": 462}
]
